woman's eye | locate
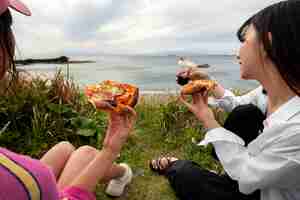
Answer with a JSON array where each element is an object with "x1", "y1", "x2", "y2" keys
[{"x1": 239, "y1": 35, "x2": 246, "y2": 42}]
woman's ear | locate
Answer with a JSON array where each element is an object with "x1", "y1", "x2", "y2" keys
[
  {"x1": 268, "y1": 32, "x2": 272, "y2": 46},
  {"x1": 260, "y1": 42, "x2": 268, "y2": 58},
  {"x1": 259, "y1": 32, "x2": 272, "y2": 58}
]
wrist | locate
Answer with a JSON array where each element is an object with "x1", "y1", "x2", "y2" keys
[
  {"x1": 203, "y1": 119, "x2": 220, "y2": 130},
  {"x1": 195, "y1": 108, "x2": 214, "y2": 122}
]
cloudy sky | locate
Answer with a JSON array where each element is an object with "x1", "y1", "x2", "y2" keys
[{"x1": 12, "y1": 0, "x2": 279, "y2": 58}]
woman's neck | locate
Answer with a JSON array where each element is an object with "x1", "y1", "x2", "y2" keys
[{"x1": 261, "y1": 75, "x2": 296, "y2": 116}]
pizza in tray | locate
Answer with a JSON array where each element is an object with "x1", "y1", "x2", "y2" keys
[
  {"x1": 181, "y1": 80, "x2": 217, "y2": 95},
  {"x1": 85, "y1": 80, "x2": 139, "y2": 113}
]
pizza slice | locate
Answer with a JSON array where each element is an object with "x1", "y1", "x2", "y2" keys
[
  {"x1": 85, "y1": 80, "x2": 139, "y2": 113},
  {"x1": 181, "y1": 80, "x2": 217, "y2": 95}
]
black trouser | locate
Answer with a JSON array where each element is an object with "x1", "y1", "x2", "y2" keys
[{"x1": 165, "y1": 104, "x2": 266, "y2": 200}]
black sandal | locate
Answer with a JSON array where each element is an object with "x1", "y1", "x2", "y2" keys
[{"x1": 149, "y1": 156, "x2": 177, "y2": 175}]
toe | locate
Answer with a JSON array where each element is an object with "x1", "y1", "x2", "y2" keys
[
  {"x1": 150, "y1": 159, "x2": 158, "y2": 169},
  {"x1": 159, "y1": 158, "x2": 170, "y2": 170}
]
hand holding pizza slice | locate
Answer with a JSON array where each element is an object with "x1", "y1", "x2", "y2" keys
[{"x1": 85, "y1": 80, "x2": 139, "y2": 114}]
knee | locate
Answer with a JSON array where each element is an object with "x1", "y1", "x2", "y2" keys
[
  {"x1": 75, "y1": 145, "x2": 98, "y2": 157},
  {"x1": 55, "y1": 141, "x2": 75, "y2": 155},
  {"x1": 232, "y1": 104, "x2": 264, "y2": 118}
]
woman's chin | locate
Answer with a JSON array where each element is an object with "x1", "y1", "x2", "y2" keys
[
  {"x1": 240, "y1": 73, "x2": 245, "y2": 79},
  {"x1": 240, "y1": 74, "x2": 250, "y2": 80}
]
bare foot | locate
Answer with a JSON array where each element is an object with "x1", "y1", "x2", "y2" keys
[{"x1": 149, "y1": 157, "x2": 178, "y2": 174}]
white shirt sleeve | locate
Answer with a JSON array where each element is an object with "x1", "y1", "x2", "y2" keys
[
  {"x1": 200, "y1": 126, "x2": 300, "y2": 195},
  {"x1": 210, "y1": 86, "x2": 264, "y2": 112}
]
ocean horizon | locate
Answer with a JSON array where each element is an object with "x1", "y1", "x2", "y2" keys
[{"x1": 18, "y1": 54, "x2": 259, "y2": 94}]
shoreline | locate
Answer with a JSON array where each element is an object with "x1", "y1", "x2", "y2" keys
[
  {"x1": 17, "y1": 68, "x2": 252, "y2": 99},
  {"x1": 15, "y1": 56, "x2": 95, "y2": 66},
  {"x1": 18, "y1": 70, "x2": 183, "y2": 95}
]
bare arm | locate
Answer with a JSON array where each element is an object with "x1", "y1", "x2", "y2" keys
[{"x1": 69, "y1": 105, "x2": 137, "y2": 192}]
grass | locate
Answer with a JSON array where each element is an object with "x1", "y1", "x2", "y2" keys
[{"x1": 0, "y1": 71, "x2": 232, "y2": 200}]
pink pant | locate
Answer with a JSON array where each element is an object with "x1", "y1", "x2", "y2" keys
[{"x1": 59, "y1": 187, "x2": 96, "y2": 200}]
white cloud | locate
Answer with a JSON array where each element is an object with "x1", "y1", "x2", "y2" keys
[{"x1": 12, "y1": 0, "x2": 281, "y2": 58}]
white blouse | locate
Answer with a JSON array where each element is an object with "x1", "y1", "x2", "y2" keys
[{"x1": 200, "y1": 86, "x2": 300, "y2": 200}]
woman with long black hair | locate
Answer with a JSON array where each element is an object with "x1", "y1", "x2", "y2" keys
[{"x1": 150, "y1": 1, "x2": 300, "y2": 199}]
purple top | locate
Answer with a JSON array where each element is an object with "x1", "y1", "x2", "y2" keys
[{"x1": 0, "y1": 148, "x2": 59, "y2": 200}]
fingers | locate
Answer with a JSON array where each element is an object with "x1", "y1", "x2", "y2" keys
[
  {"x1": 124, "y1": 105, "x2": 137, "y2": 118},
  {"x1": 179, "y1": 93, "x2": 192, "y2": 110},
  {"x1": 198, "y1": 90, "x2": 209, "y2": 105},
  {"x1": 186, "y1": 67, "x2": 192, "y2": 78},
  {"x1": 176, "y1": 68, "x2": 186, "y2": 77},
  {"x1": 181, "y1": 90, "x2": 208, "y2": 108},
  {"x1": 92, "y1": 99, "x2": 115, "y2": 112},
  {"x1": 192, "y1": 91, "x2": 209, "y2": 106},
  {"x1": 192, "y1": 93, "x2": 202, "y2": 103},
  {"x1": 110, "y1": 105, "x2": 137, "y2": 126},
  {"x1": 123, "y1": 106, "x2": 137, "y2": 126},
  {"x1": 202, "y1": 91, "x2": 209, "y2": 104}
]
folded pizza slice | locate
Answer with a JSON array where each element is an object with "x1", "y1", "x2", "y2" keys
[
  {"x1": 181, "y1": 80, "x2": 217, "y2": 95},
  {"x1": 85, "y1": 80, "x2": 139, "y2": 113}
]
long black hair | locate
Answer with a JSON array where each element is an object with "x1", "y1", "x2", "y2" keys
[
  {"x1": 237, "y1": 0, "x2": 300, "y2": 96},
  {"x1": 0, "y1": 9, "x2": 15, "y2": 80}
]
